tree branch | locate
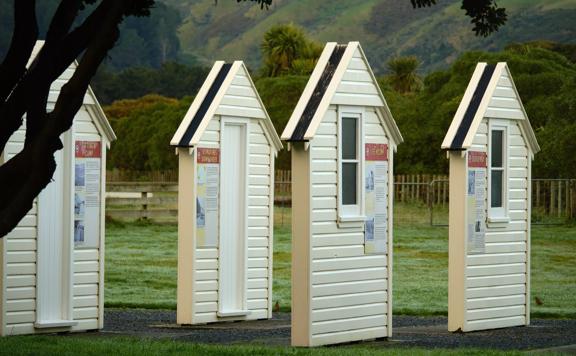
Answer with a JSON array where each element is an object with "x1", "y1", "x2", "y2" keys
[
  {"x1": 0, "y1": 0, "x2": 38, "y2": 104},
  {"x1": 0, "y1": 0, "x2": 118, "y2": 152},
  {"x1": 46, "y1": 0, "x2": 83, "y2": 43}
]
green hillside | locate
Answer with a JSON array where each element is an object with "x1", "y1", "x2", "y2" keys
[{"x1": 171, "y1": 0, "x2": 576, "y2": 73}]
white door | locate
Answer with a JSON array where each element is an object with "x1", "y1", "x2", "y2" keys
[
  {"x1": 218, "y1": 120, "x2": 248, "y2": 316},
  {"x1": 36, "y1": 134, "x2": 74, "y2": 327}
]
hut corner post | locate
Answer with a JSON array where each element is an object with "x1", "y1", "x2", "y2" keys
[
  {"x1": 291, "y1": 143, "x2": 311, "y2": 346},
  {"x1": 448, "y1": 151, "x2": 467, "y2": 332},
  {"x1": 0, "y1": 234, "x2": 4, "y2": 336},
  {"x1": 177, "y1": 148, "x2": 196, "y2": 324}
]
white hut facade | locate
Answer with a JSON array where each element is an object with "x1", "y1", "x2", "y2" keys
[
  {"x1": 282, "y1": 42, "x2": 403, "y2": 347},
  {"x1": 0, "y1": 43, "x2": 115, "y2": 336},
  {"x1": 442, "y1": 62, "x2": 539, "y2": 332},
  {"x1": 171, "y1": 61, "x2": 282, "y2": 324}
]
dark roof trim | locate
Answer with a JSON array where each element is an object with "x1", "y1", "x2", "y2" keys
[
  {"x1": 177, "y1": 63, "x2": 232, "y2": 147},
  {"x1": 288, "y1": 44, "x2": 347, "y2": 142},
  {"x1": 449, "y1": 64, "x2": 496, "y2": 150}
]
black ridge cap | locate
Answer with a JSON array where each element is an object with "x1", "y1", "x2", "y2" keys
[
  {"x1": 176, "y1": 63, "x2": 233, "y2": 147},
  {"x1": 288, "y1": 44, "x2": 347, "y2": 142},
  {"x1": 449, "y1": 64, "x2": 496, "y2": 150}
]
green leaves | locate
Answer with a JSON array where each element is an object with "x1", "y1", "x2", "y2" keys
[{"x1": 410, "y1": 0, "x2": 507, "y2": 37}]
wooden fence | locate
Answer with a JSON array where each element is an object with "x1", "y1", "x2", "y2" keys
[
  {"x1": 105, "y1": 171, "x2": 576, "y2": 222},
  {"x1": 106, "y1": 182, "x2": 178, "y2": 223}
]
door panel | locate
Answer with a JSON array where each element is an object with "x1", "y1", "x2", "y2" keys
[
  {"x1": 218, "y1": 121, "x2": 247, "y2": 315},
  {"x1": 36, "y1": 134, "x2": 74, "y2": 326}
]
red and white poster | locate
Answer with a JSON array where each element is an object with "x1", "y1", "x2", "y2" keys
[
  {"x1": 196, "y1": 148, "x2": 220, "y2": 247},
  {"x1": 467, "y1": 151, "x2": 486, "y2": 253},
  {"x1": 364, "y1": 143, "x2": 388, "y2": 254},
  {"x1": 74, "y1": 141, "x2": 101, "y2": 248}
]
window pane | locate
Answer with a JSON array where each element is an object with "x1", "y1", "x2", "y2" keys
[
  {"x1": 342, "y1": 162, "x2": 357, "y2": 205},
  {"x1": 342, "y1": 117, "x2": 357, "y2": 160},
  {"x1": 491, "y1": 130, "x2": 503, "y2": 168},
  {"x1": 491, "y1": 170, "x2": 503, "y2": 208}
]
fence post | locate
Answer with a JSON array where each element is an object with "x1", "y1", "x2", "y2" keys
[
  {"x1": 535, "y1": 180, "x2": 541, "y2": 211},
  {"x1": 558, "y1": 180, "x2": 563, "y2": 218},
  {"x1": 550, "y1": 181, "x2": 555, "y2": 215},
  {"x1": 141, "y1": 191, "x2": 148, "y2": 220}
]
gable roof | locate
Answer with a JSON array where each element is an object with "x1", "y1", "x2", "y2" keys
[
  {"x1": 441, "y1": 62, "x2": 539, "y2": 155},
  {"x1": 171, "y1": 61, "x2": 282, "y2": 152},
  {"x1": 281, "y1": 41, "x2": 403, "y2": 148},
  {"x1": 30, "y1": 41, "x2": 116, "y2": 145}
]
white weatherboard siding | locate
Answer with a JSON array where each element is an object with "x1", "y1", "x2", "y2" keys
[
  {"x1": 309, "y1": 106, "x2": 389, "y2": 346},
  {"x1": 332, "y1": 48, "x2": 384, "y2": 107},
  {"x1": 175, "y1": 60, "x2": 279, "y2": 325},
  {"x1": 485, "y1": 71, "x2": 525, "y2": 120},
  {"x1": 215, "y1": 66, "x2": 267, "y2": 120},
  {"x1": 1, "y1": 108, "x2": 104, "y2": 335},
  {"x1": 192, "y1": 117, "x2": 272, "y2": 323},
  {"x1": 464, "y1": 119, "x2": 529, "y2": 331}
]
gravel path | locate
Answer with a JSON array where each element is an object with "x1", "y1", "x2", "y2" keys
[{"x1": 96, "y1": 310, "x2": 576, "y2": 351}]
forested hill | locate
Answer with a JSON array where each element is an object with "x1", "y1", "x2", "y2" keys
[
  {"x1": 168, "y1": 0, "x2": 576, "y2": 73},
  {"x1": 1, "y1": 0, "x2": 575, "y2": 73}
]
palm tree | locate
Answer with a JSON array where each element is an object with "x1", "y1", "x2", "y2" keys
[
  {"x1": 261, "y1": 24, "x2": 308, "y2": 77},
  {"x1": 386, "y1": 56, "x2": 423, "y2": 94}
]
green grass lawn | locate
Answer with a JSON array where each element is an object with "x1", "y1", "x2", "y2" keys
[
  {"x1": 105, "y1": 205, "x2": 576, "y2": 318},
  {"x1": 0, "y1": 335, "x2": 527, "y2": 356}
]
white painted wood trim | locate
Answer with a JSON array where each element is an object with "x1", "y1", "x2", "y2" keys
[
  {"x1": 337, "y1": 106, "x2": 365, "y2": 222},
  {"x1": 307, "y1": 146, "x2": 313, "y2": 347},
  {"x1": 65, "y1": 127, "x2": 75, "y2": 324},
  {"x1": 304, "y1": 43, "x2": 358, "y2": 140},
  {"x1": 462, "y1": 63, "x2": 506, "y2": 149},
  {"x1": 267, "y1": 144, "x2": 275, "y2": 318},
  {"x1": 218, "y1": 117, "x2": 250, "y2": 314},
  {"x1": 487, "y1": 119, "x2": 510, "y2": 221},
  {"x1": 502, "y1": 64, "x2": 540, "y2": 154},
  {"x1": 281, "y1": 43, "x2": 337, "y2": 140},
  {"x1": 387, "y1": 147, "x2": 394, "y2": 337},
  {"x1": 236, "y1": 61, "x2": 282, "y2": 152},
  {"x1": 34, "y1": 320, "x2": 77, "y2": 328},
  {"x1": 190, "y1": 63, "x2": 242, "y2": 147},
  {"x1": 355, "y1": 43, "x2": 403, "y2": 146},
  {"x1": 85, "y1": 93, "x2": 116, "y2": 144},
  {"x1": 171, "y1": 61, "x2": 225, "y2": 146},
  {"x1": 441, "y1": 63, "x2": 487, "y2": 149},
  {"x1": 0, "y1": 214, "x2": 5, "y2": 335},
  {"x1": 36, "y1": 130, "x2": 75, "y2": 327},
  {"x1": 98, "y1": 140, "x2": 106, "y2": 329},
  {"x1": 526, "y1": 153, "x2": 532, "y2": 325}
]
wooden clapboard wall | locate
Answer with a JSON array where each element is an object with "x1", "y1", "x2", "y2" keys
[
  {"x1": 0, "y1": 62, "x2": 107, "y2": 335},
  {"x1": 177, "y1": 63, "x2": 278, "y2": 324},
  {"x1": 461, "y1": 118, "x2": 530, "y2": 331},
  {"x1": 447, "y1": 63, "x2": 537, "y2": 333},
  {"x1": 289, "y1": 42, "x2": 402, "y2": 347}
]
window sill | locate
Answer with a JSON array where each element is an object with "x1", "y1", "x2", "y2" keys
[
  {"x1": 217, "y1": 310, "x2": 251, "y2": 318},
  {"x1": 35, "y1": 320, "x2": 77, "y2": 329},
  {"x1": 338, "y1": 215, "x2": 366, "y2": 229},
  {"x1": 487, "y1": 216, "x2": 510, "y2": 227}
]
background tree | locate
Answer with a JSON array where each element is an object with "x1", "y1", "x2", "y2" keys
[
  {"x1": 385, "y1": 56, "x2": 423, "y2": 94},
  {"x1": 411, "y1": 0, "x2": 507, "y2": 37},
  {"x1": 261, "y1": 24, "x2": 322, "y2": 77},
  {"x1": 0, "y1": 0, "x2": 272, "y2": 238}
]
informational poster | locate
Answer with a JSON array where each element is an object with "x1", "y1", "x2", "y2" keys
[
  {"x1": 196, "y1": 148, "x2": 220, "y2": 247},
  {"x1": 467, "y1": 151, "x2": 487, "y2": 254},
  {"x1": 74, "y1": 141, "x2": 101, "y2": 248},
  {"x1": 364, "y1": 144, "x2": 388, "y2": 254}
]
